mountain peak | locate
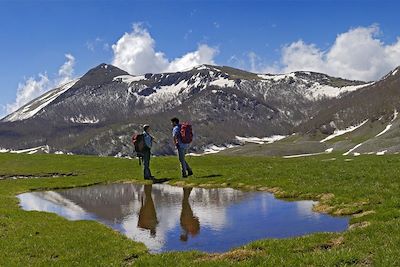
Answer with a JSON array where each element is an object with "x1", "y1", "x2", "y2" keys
[
  {"x1": 75, "y1": 63, "x2": 129, "y2": 87},
  {"x1": 93, "y1": 63, "x2": 123, "y2": 71}
]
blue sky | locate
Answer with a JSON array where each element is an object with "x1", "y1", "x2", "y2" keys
[{"x1": 1, "y1": 0, "x2": 400, "y2": 118}]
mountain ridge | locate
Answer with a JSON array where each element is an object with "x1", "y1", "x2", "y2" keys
[{"x1": 0, "y1": 63, "x2": 398, "y2": 156}]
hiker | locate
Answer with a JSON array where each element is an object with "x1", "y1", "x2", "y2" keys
[
  {"x1": 143, "y1": 124, "x2": 155, "y2": 180},
  {"x1": 171, "y1": 117, "x2": 193, "y2": 178}
]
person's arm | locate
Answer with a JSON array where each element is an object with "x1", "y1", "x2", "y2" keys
[
  {"x1": 150, "y1": 134, "x2": 158, "y2": 144},
  {"x1": 172, "y1": 127, "x2": 179, "y2": 148}
]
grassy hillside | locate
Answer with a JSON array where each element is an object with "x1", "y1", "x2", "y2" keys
[{"x1": 0, "y1": 153, "x2": 399, "y2": 266}]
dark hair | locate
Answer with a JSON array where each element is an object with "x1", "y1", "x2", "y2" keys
[{"x1": 171, "y1": 117, "x2": 179, "y2": 124}]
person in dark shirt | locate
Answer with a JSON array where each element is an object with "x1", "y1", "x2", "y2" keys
[{"x1": 143, "y1": 124, "x2": 155, "y2": 180}]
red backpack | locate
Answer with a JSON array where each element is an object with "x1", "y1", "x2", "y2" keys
[{"x1": 180, "y1": 122, "x2": 193, "y2": 144}]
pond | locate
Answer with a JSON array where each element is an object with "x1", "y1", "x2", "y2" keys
[{"x1": 17, "y1": 183, "x2": 349, "y2": 253}]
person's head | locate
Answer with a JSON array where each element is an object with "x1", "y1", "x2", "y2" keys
[
  {"x1": 171, "y1": 117, "x2": 179, "y2": 127},
  {"x1": 143, "y1": 124, "x2": 150, "y2": 133}
]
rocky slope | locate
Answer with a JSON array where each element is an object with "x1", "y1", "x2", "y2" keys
[{"x1": 0, "y1": 63, "x2": 379, "y2": 156}]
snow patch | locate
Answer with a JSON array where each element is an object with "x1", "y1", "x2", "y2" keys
[
  {"x1": 143, "y1": 80, "x2": 188, "y2": 105},
  {"x1": 307, "y1": 82, "x2": 372, "y2": 100},
  {"x1": 4, "y1": 145, "x2": 50, "y2": 154},
  {"x1": 209, "y1": 77, "x2": 235, "y2": 88},
  {"x1": 283, "y1": 152, "x2": 326, "y2": 159},
  {"x1": 195, "y1": 65, "x2": 209, "y2": 70},
  {"x1": 70, "y1": 115, "x2": 99, "y2": 124},
  {"x1": 283, "y1": 147, "x2": 333, "y2": 159},
  {"x1": 343, "y1": 143, "x2": 364, "y2": 156},
  {"x1": 188, "y1": 144, "x2": 238, "y2": 156},
  {"x1": 203, "y1": 144, "x2": 237, "y2": 154},
  {"x1": 258, "y1": 73, "x2": 296, "y2": 82},
  {"x1": 257, "y1": 72, "x2": 371, "y2": 100},
  {"x1": 114, "y1": 75, "x2": 146, "y2": 84},
  {"x1": 376, "y1": 150, "x2": 387, "y2": 156},
  {"x1": 320, "y1": 119, "x2": 368, "y2": 142},
  {"x1": 114, "y1": 152, "x2": 133, "y2": 159},
  {"x1": 235, "y1": 135, "x2": 287, "y2": 144},
  {"x1": 375, "y1": 109, "x2": 398, "y2": 137},
  {"x1": 376, "y1": 124, "x2": 392, "y2": 138},
  {"x1": 3, "y1": 79, "x2": 79, "y2": 122},
  {"x1": 392, "y1": 69, "x2": 398, "y2": 76},
  {"x1": 1, "y1": 146, "x2": 74, "y2": 156}
]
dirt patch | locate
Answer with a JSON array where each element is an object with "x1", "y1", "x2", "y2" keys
[
  {"x1": 349, "y1": 221, "x2": 371, "y2": 230},
  {"x1": 314, "y1": 236, "x2": 345, "y2": 251},
  {"x1": 0, "y1": 173, "x2": 77, "y2": 180},
  {"x1": 353, "y1": 210, "x2": 376, "y2": 218},
  {"x1": 333, "y1": 201, "x2": 369, "y2": 216},
  {"x1": 123, "y1": 253, "x2": 140, "y2": 266},
  {"x1": 198, "y1": 249, "x2": 262, "y2": 262},
  {"x1": 313, "y1": 203, "x2": 335, "y2": 214},
  {"x1": 295, "y1": 236, "x2": 345, "y2": 253},
  {"x1": 318, "y1": 193, "x2": 335, "y2": 201},
  {"x1": 257, "y1": 186, "x2": 285, "y2": 195}
]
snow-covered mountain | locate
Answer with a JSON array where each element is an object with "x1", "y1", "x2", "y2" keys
[{"x1": 0, "y1": 63, "x2": 384, "y2": 156}]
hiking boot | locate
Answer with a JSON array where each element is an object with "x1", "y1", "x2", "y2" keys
[
  {"x1": 182, "y1": 173, "x2": 188, "y2": 178},
  {"x1": 188, "y1": 170, "x2": 193, "y2": 176}
]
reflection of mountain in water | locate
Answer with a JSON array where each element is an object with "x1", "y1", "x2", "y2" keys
[
  {"x1": 57, "y1": 184, "x2": 141, "y2": 222},
  {"x1": 18, "y1": 182, "x2": 349, "y2": 253},
  {"x1": 50, "y1": 183, "x2": 251, "y2": 251},
  {"x1": 153, "y1": 184, "x2": 250, "y2": 207},
  {"x1": 56, "y1": 183, "x2": 249, "y2": 223}
]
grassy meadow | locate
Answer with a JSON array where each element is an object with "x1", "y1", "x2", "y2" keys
[{"x1": 0, "y1": 152, "x2": 399, "y2": 266}]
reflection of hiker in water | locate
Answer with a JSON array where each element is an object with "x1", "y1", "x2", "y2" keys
[
  {"x1": 180, "y1": 187, "x2": 200, "y2": 241},
  {"x1": 138, "y1": 184, "x2": 158, "y2": 237}
]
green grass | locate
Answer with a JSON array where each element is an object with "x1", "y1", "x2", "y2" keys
[{"x1": 0, "y1": 152, "x2": 399, "y2": 266}]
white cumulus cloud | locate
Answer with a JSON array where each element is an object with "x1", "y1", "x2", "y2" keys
[
  {"x1": 270, "y1": 25, "x2": 400, "y2": 81},
  {"x1": 166, "y1": 44, "x2": 217, "y2": 72},
  {"x1": 6, "y1": 73, "x2": 51, "y2": 115},
  {"x1": 111, "y1": 24, "x2": 218, "y2": 75},
  {"x1": 6, "y1": 54, "x2": 76, "y2": 115},
  {"x1": 58, "y1": 54, "x2": 75, "y2": 85}
]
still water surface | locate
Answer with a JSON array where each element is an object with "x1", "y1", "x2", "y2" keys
[{"x1": 18, "y1": 183, "x2": 349, "y2": 253}]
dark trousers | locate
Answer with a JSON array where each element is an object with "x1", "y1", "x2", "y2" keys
[{"x1": 143, "y1": 148, "x2": 152, "y2": 179}]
